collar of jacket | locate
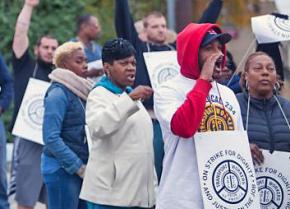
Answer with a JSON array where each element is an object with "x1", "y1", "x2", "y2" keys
[
  {"x1": 244, "y1": 92, "x2": 277, "y2": 110},
  {"x1": 95, "y1": 76, "x2": 132, "y2": 94},
  {"x1": 49, "y1": 68, "x2": 93, "y2": 101}
]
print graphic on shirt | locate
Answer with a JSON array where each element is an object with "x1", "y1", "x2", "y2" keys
[{"x1": 199, "y1": 103, "x2": 235, "y2": 132}]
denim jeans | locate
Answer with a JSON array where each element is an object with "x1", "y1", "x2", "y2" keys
[
  {"x1": 0, "y1": 120, "x2": 9, "y2": 209},
  {"x1": 43, "y1": 168, "x2": 87, "y2": 209},
  {"x1": 152, "y1": 119, "x2": 164, "y2": 183},
  {"x1": 87, "y1": 202, "x2": 147, "y2": 209}
]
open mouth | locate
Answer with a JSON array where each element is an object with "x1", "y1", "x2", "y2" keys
[
  {"x1": 215, "y1": 57, "x2": 223, "y2": 69},
  {"x1": 127, "y1": 74, "x2": 135, "y2": 82}
]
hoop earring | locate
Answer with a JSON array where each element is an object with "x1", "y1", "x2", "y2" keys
[
  {"x1": 245, "y1": 80, "x2": 249, "y2": 91},
  {"x1": 274, "y1": 81, "x2": 281, "y2": 95},
  {"x1": 275, "y1": 81, "x2": 280, "y2": 91}
]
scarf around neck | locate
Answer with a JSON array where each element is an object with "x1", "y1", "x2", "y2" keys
[
  {"x1": 49, "y1": 68, "x2": 93, "y2": 100},
  {"x1": 95, "y1": 76, "x2": 133, "y2": 94}
]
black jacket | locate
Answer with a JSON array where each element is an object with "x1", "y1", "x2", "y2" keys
[{"x1": 237, "y1": 92, "x2": 290, "y2": 153}]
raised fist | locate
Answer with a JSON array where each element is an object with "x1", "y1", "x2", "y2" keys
[
  {"x1": 25, "y1": 0, "x2": 39, "y2": 7},
  {"x1": 129, "y1": 85, "x2": 153, "y2": 101}
]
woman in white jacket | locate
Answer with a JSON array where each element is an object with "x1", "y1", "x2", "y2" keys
[{"x1": 80, "y1": 38, "x2": 157, "y2": 209}]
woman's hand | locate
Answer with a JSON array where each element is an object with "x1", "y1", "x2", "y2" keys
[
  {"x1": 76, "y1": 165, "x2": 86, "y2": 178},
  {"x1": 129, "y1": 85, "x2": 153, "y2": 101},
  {"x1": 250, "y1": 143, "x2": 264, "y2": 165}
]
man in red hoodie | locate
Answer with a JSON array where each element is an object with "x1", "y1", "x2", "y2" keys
[{"x1": 154, "y1": 23, "x2": 244, "y2": 209}]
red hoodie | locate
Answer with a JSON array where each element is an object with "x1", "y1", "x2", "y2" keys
[{"x1": 170, "y1": 23, "x2": 227, "y2": 138}]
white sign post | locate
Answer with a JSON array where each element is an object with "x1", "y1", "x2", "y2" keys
[
  {"x1": 12, "y1": 78, "x2": 50, "y2": 145},
  {"x1": 143, "y1": 51, "x2": 179, "y2": 90},
  {"x1": 251, "y1": 15, "x2": 290, "y2": 44},
  {"x1": 195, "y1": 131, "x2": 260, "y2": 209},
  {"x1": 255, "y1": 150, "x2": 290, "y2": 209}
]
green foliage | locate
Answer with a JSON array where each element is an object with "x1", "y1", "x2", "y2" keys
[
  {"x1": 0, "y1": 0, "x2": 85, "y2": 62},
  {"x1": 84, "y1": 0, "x2": 115, "y2": 45},
  {"x1": 0, "y1": 0, "x2": 165, "y2": 142},
  {"x1": 129, "y1": 0, "x2": 167, "y2": 20},
  {"x1": 0, "y1": 0, "x2": 20, "y2": 62},
  {"x1": 0, "y1": 0, "x2": 167, "y2": 62}
]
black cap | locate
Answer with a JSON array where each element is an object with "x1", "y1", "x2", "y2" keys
[{"x1": 201, "y1": 29, "x2": 232, "y2": 47}]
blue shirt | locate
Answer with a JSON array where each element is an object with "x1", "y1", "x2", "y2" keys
[
  {"x1": 0, "y1": 54, "x2": 13, "y2": 112},
  {"x1": 70, "y1": 38, "x2": 102, "y2": 62}
]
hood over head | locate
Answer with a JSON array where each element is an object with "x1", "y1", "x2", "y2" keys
[{"x1": 177, "y1": 23, "x2": 231, "y2": 79}]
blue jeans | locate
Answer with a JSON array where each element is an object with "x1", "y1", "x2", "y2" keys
[
  {"x1": 43, "y1": 168, "x2": 87, "y2": 209},
  {"x1": 0, "y1": 120, "x2": 9, "y2": 209},
  {"x1": 87, "y1": 202, "x2": 147, "y2": 209},
  {"x1": 152, "y1": 119, "x2": 164, "y2": 183}
]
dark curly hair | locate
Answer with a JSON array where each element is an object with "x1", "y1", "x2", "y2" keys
[{"x1": 102, "y1": 38, "x2": 136, "y2": 64}]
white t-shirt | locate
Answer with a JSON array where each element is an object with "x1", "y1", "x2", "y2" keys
[{"x1": 154, "y1": 75, "x2": 243, "y2": 209}]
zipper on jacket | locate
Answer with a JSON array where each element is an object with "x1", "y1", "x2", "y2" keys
[{"x1": 263, "y1": 101, "x2": 274, "y2": 153}]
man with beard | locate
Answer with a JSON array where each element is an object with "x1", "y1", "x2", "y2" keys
[
  {"x1": 9, "y1": 0, "x2": 58, "y2": 208},
  {"x1": 154, "y1": 23, "x2": 243, "y2": 209}
]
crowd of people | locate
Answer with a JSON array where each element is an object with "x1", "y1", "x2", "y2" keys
[{"x1": 0, "y1": 0, "x2": 290, "y2": 209}]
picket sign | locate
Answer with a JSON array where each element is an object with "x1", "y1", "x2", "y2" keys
[
  {"x1": 251, "y1": 14, "x2": 290, "y2": 44},
  {"x1": 195, "y1": 130, "x2": 260, "y2": 209},
  {"x1": 255, "y1": 149, "x2": 290, "y2": 209},
  {"x1": 143, "y1": 51, "x2": 179, "y2": 90},
  {"x1": 275, "y1": 0, "x2": 290, "y2": 16},
  {"x1": 12, "y1": 78, "x2": 50, "y2": 145}
]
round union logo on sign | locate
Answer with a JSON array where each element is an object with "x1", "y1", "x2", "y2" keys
[
  {"x1": 22, "y1": 94, "x2": 44, "y2": 130},
  {"x1": 201, "y1": 149, "x2": 258, "y2": 208},
  {"x1": 152, "y1": 63, "x2": 179, "y2": 88},
  {"x1": 257, "y1": 176, "x2": 283, "y2": 208},
  {"x1": 274, "y1": 17, "x2": 290, "y2": 32},
  {"x1": 213, "y1": 160, "x2": 248, "y2": 204}
]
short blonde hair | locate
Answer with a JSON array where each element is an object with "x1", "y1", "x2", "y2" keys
[{"x1": 53, "y1": 42, "x2": 84, "y2": 67}]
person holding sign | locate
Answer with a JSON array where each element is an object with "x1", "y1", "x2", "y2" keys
[
  {"x1": 42, "y1": 42, "x2": 92, "y2": 209},
  {"x1": 154, "y1": 23, "x2": 244, "y2": 209},
  {"x1": 115, "y1": 0, "x2": 225, "y2": 183},
  {"x1": 237, "y1": 52, "x2": 290, "y2": 165},
  {"x1": 80, "y1": 38, "x2": 156, "y2": 209},
  {"x1": 10, "y1": 0, "x2": 59, "y2": 208}
]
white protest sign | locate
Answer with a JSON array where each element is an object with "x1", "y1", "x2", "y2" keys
[
  {"x1": 195, "y1": 131, "x2": 260, "y2": 209},
  {"x1": 12, "y1": 78, "x2": 50, "y2": 145},
  {"x1": 255, "y1": 149, "x2": 290, "y2": 209},
  {"x1": 251, "y1": 14, "x2": 290, "y2": 44},
  {"x1": 275, "y1": 0, "x2": 290, "y2": 16},
  {"x1": 87, "y1": 59, "x2": 103, "y2": 71},
  {"x1": 143, "y1": 51, "x2": 179, "y2": 90}
]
